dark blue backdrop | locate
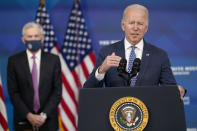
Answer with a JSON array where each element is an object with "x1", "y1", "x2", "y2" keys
[{"x1": 0, "y1": 0, "x2": 197, "y2": 130}]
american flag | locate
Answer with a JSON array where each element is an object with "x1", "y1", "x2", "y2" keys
[
  {"x1": 0, "y1": 74, "x2": 9, "y2": 131},
  {"x1": 35, "y1": 0, "x2": 59, "y2": 53},
  {"x1": 35, "y1": 0, "x2": 95, "y2": 130},
  {"x1": 59, "y1": 1, "x2": 95, "y2": 130}
]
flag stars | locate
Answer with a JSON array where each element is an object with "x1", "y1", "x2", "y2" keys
[
  {"x1": 50, "y1": 31, "x2": 54, "y2": 35},
  {"x1": 77, "y1": 44, "x2": 81, "y2": 48},
  {"x1": 66, "y1": 35, "x2": 70, "y2": 40},
  {"x1": 73, "y1": 43, "x2": 77, "y2": 47},
  {"x1": 81, "y1": 50, "x2": 85, "y2": 55},
  {"x1": 87, "y1": 45, "x2": 91, "y2": 49},
  {"x1": 70, "y1": 16, "x2": 76, "y2": 21},
  {"x1": 64, "y1": 42, "x2": 68, "y2": 46},
  {"x1": 72, "y1": 49, "x2": 76, "y2": 54},
  {"x1": 77, "y1": 17, "x2": 81, "y2": 22},
  {"x1": 61, "y1": 3, "x2": 94, "y2": 70},
  {"x1": 63, "y1": 48, "x2": 67, "y2": 53},
  {"x1": 70, "y1": 36, "x2": 74, "y2": 40},
  {"x1": 71, "y1": 30, "x2": 75, "y2": 34},
  {"x1": 70, "y1": 62, "x2": 74, "y2": 67},
  {"x1": 66, "y1": 55, "x2": 71, "y2": 60},
  {"x1": 83, "y1": 38, "x2": 87, "y2": 42},
  {"x1": 76, "y1": 57, "x2": 79, "y2": 61},
  {"x1": 88, "y1": 39, "x2": 91, "y2": 43},
  {"x1": 69, "y1": 23, "x2": 74, "y2": 27},
  {"x1": 72, "y1": 10, "x2": 76, "y2": 14},
  {"x1": 36, "y1": 3, "x2": 57, "y2": 54},
  {"x1": 81, "y1": 18, "x2": 85, "y2": 23},
  {"x1": 82, "y1": 44, "x2": 85, "y2": 48},
  {"x1": 42, "y1": 7, "x2": 46, "y2": 12},
  {"x1": 50, "y1": 37, "x2": 54, "y2": 41},
  {"x1": 37, "y1": 13, "x2": 41, "y2": 16},
  {"x1": 68, "y1": 49, "x2": 72, "y2": 53},
  {"x1": 71, "y1": 56, "x2": 75, "y2": 60},
  {"x1": 36, "y1": 19, "x2": 40, "y2": 23},
  {"x1": 79, "y1": 31, "x2": 83, "y2": 35},
  {"x1": 41, "y1": 13, "x2": 46, "y2": 17},
  {"x1": 78, "y1": 11, "x2": 82, "y2": 15},
  {"x1": 84, "y1": 32, "x2": 87, "y2": 36},
  {"x1": 45, "y1": 36, "x2": 49, "y2": 41},
  {"x1": 75, "y1": 4, "x2": 79, "y2": 9},
  {"x1": 80, "y1": 25, "x2": 84, "y2": 29},
  {"x1": 49, "y1": 43, "x2": 53, "y2": 47},
  {"x1": 78, "y1": 37, "x2": 82, "y2": 41},
  {"x1": 46, "y1": 19, "x2": 50, "y2": 23},
  {"x1": 67, "y1": 29, "x2": 71, "y2": 33},
  {"x1": 69, "y1": 42, "x2": 73, "y2": 46}
]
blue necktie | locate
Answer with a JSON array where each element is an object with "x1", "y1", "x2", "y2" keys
[{"x1": 128, "y1": 46, "x2": 137, "y2": 87}]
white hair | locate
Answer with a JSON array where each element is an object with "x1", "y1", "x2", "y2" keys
[
  {"x1": 122, "y1": 4, "x2": 149, "y2": 25},
  {"x1": 22, "y1": 22, "x2": 44, "y2": 36}
]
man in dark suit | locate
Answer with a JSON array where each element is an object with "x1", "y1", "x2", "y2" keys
[
  {"x1": 83, "y1": 4, "x2": 185, "y2": 99},
  {"x1": 7, "y1": 22, "x2": 62, "y2": 131}
]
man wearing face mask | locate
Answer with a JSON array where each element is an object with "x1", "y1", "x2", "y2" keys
[{"x1": 7, "y1": 22, "x2": 62, "y2": 131}]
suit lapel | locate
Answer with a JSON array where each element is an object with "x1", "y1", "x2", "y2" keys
[
  {"x1": 22, "y1": 51, "x2": 34, "y2": 88},
  {"x1": 39, "y1": 51, "x2": 47, "y2": 90},
  {"x1": 115, "y1": 40, "x2": 125, "y2": 59},
  {"x1": 136, "y1": 41, "x2": 151, "y2": 86}
]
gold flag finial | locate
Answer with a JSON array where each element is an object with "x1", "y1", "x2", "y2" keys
[
  {"x1": 75, "y1": 0, "x2": 80, "y2": 3},
  {"x1": 40, "y1": 0, "x2": 45, "y2": 6}
]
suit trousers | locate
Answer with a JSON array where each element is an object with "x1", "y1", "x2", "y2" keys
[{"x1": 14, "y1": 121, "x2": 48, "y2": 131}]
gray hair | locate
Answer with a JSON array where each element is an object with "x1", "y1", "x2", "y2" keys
[
  {"x1": 122, "y1": 4, "x2": 149, "y2": 25},
  {"x1": 22, "y1": 22, "x2": 44, "y2": 36}
]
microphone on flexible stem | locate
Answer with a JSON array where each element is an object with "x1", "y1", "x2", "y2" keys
[
  {"x1": 117, "y1": 58, "x2": 128, "y2": 82},
  {"x1": 129, "y1": 58, "x2": 141, "y2": 80},
  {"x1": 117, "y1": 59, "x2": 127, "y2": 74},
  {"x1": 117, "y1": 58, "x2": 141, "y2": 86}
]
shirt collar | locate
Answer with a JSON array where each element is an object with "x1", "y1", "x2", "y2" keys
[
  {"x1": 124, "y1": 38, "x2": 144, "y2": 50},
  {"x1": 26, "y1": 49, "x2": 41, "y2": 60}
]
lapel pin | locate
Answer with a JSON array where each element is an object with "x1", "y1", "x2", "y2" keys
[{"x1": 146, "y1": 53, "x2": 150, "y2": 56}]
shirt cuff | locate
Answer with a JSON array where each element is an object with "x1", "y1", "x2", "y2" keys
[{"x1": 95, "y1": 67, "x2": 105, "y2": 81}]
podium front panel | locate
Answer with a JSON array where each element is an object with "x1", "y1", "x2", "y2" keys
[{"x1": 77, "y1": 86, "x2": 186, "y2": 131}]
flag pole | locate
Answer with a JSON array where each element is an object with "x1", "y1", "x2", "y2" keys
[{"x1": 38, "y1": 0, "x2": 46, "y2": 25}]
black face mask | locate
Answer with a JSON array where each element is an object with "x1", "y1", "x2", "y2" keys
[{"x1": 25, "y1": 40, "x2": 42, "y2": 52}]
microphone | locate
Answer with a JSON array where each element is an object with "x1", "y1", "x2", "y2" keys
[
  {"x1": 117, "y1": 58, "x2": 127, "y2": 74},
  {"x1": 117, "y1": 58, "x2": 141, "y2": 86},
  {"x1": 131, "y1": 58, "x2": 141, "y2": 77}
]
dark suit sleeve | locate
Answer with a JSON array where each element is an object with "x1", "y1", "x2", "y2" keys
[
  {"x1": 42, "y1": 56, "x2": 62, "y2": 116},
  {"x1": 159, "y1": 51, "x2": 177, "y2": 85},
  {"x1": 83, "y1": 47, "x2": 107, "y2": 88},
  {"x1": 7, "y1": 57, "x2": 30, "y2": 119}
]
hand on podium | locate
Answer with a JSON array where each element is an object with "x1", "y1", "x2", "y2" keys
[{"x1": 178, "y1": 85, "x2": 186, "y2": 100}]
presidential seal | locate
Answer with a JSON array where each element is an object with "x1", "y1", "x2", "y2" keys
[{"x1": 109, "y1": 97, "x2": 149, "y2": 131}]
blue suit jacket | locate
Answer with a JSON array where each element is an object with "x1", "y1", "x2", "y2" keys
[{"x1": 83, "y1": 40, "x2": 177, "y2": 88}]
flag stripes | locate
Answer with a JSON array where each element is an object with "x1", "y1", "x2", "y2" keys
[
  {"x1": 0, "y1": 75, "x2": 9, "y2": 131},
  {"x1": 35, "y1": 0, "x2": 95, "y2": 130}
]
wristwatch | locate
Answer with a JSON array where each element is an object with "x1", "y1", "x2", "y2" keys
[{"x1": 40, "y1": 112, "x2": 47, "y2": 120}]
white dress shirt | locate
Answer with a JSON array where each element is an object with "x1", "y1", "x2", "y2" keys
[
  {"x1": 26, "y1": 49, "x2": 41, "y2": 85},
  {"x1": 124, "y1": 38, "x2": 144, "y2": 71},
  {"x1": 95, "y1": 38, "x2": 144, "y2": 81}
]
